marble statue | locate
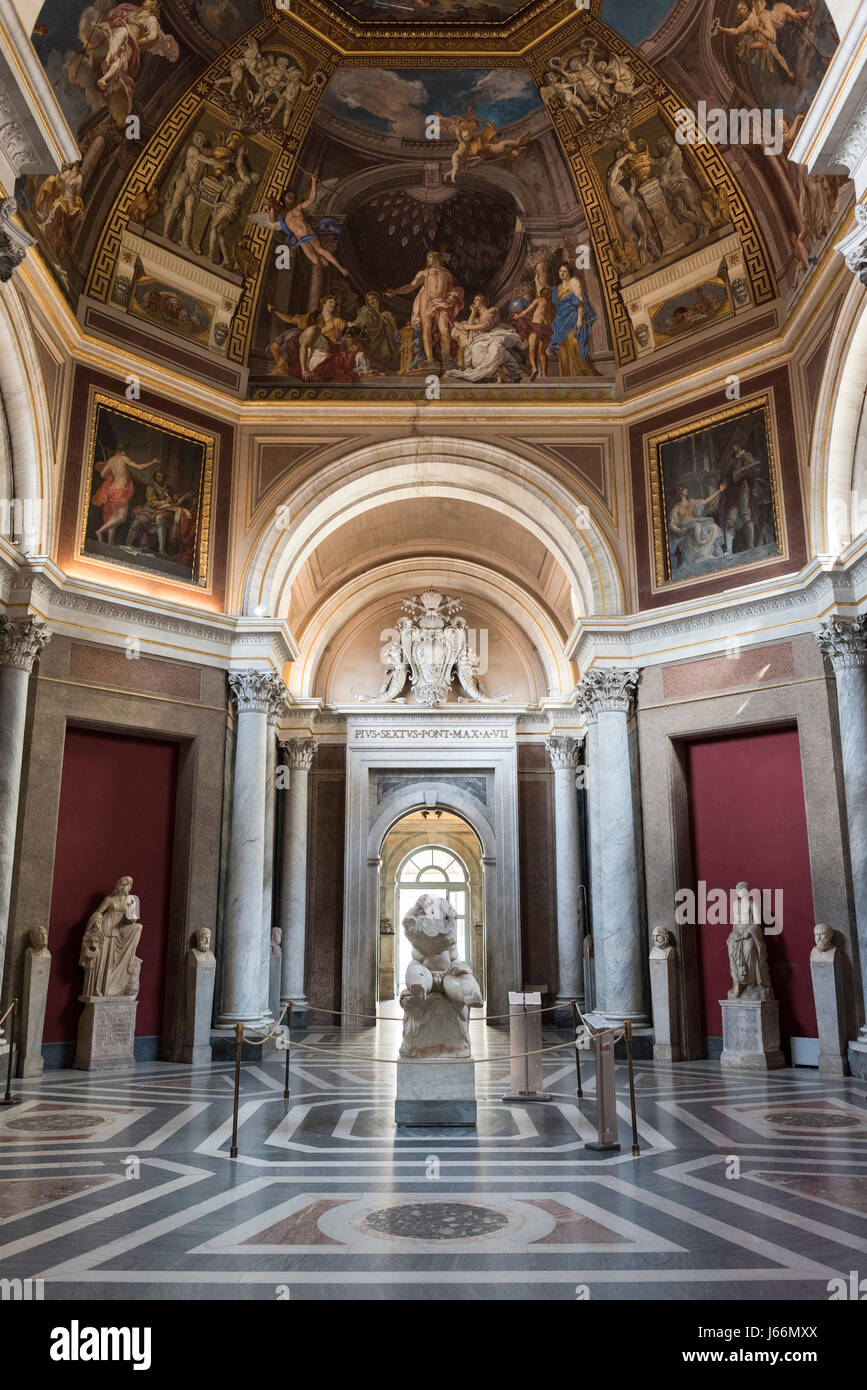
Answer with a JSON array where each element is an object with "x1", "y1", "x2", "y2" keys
[
  {"x1": 79, "y1": 876, "x2": 143, "y2": 1000},
  {"x1": 649, "y1": 925, "x2": 679, "y2": 1060},
  {"x1": 270, "y1": 927, "x2": 283, "y2": 956},
  {"x1": 651, "y1": 926, "x2": 673, "y2": 952},
  {"x1": 19, "y1": 926, "x2": 51, "y2": 1077},
  {"x1": 399, "y1": 893, "x2": 483, "y2": 1059},
  {"x1": 193, "y1": 927, "x2": 212, "y2": 955},
  {"x1": 29, "y1": 924, "x2": 50, "y2": 957},
  {"x1": 726, "y1": 881, "x2": 773, "y2": 1001},
  {"x1": 184, "y1": 924, "x2": 216, "y2": 1064},
  {"x1": 811, "y1": 924, "x2": 835, "y2": 959}
]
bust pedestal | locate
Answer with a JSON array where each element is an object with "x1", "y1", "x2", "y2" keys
[
  {"x1": 74, "y1": 997, "x2": 138, "y2": 1071},
  {"x1": 19, "y1": 946, "x2": 51, "y2": 1077},
  {"x1": 810, "y1": 947, "x2": 850, "y2": 1077},
  {"x1": 719, "y1": 998, "x2": 785, "y2": 1070},
  {"x1": 650, "y1": 943, "x2": 680, "y2": 1062},
  {"x1": 183, "y1": 948, "x2": 216, "y2": 1064}
]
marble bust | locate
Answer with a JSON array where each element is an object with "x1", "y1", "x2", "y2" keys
[
  {"x1": 650, "y1": 926, "x2": 673, "y2": 955},
  {"x1": 810, "y1": 923, "x2": 836, "y2": 961},
  {"x1": 79, "y1": 876, "x2": 143, "y2": 1000},
  {"x1": 270, "y1": 927, "x2": 282, "y2": 957},
  {"x1": 726, "y1": 881, "x2": 773, "y2": 1001},
  {"x1": 398, "y1": 893, "x2": 483, "y2": 1059},
  {"x1": 192, "y1": 927, "x2": 214, "y2": 958},
  {"x1": 28, "y1": 925, "x2": 50, "y2": 958}
]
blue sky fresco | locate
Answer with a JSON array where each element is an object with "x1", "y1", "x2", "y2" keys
[
  {"x1": 602, "y1": 0, "x2": 679, "y2": 45},
  {"x1": 323, "y1": 68, "x2": 541, "y2": 138}
]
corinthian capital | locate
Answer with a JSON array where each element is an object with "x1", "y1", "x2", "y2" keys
[
  {"x1": 228, "y1": 669, "x2": 286, "y2": 714},
  {"x1": 0, "y1": 616, "x2": 50, "y2": 671},
  {"x1": 0, "y1": 199, "x2": 36, "y2": 283},
  {"x1": 545, "y1": 735, "x2": 583, "y2": 771},
  {"x1": 572, "y1": 666, "x2": 640, "y2": 718},
  {"x1": 816, "y1": 617, "x2": 867, "y2": 670},
  {"x1": 265, "y1": 674, "x2": 292, "y2": 723},
  {"x1": 279, "y1": 737, "x2": 315, "y2": 771}
]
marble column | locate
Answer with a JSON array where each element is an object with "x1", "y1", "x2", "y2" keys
[
  {"x1": 0, "y1": 617, "x2": 49, "y2": 1052},
  {"x1": 218, "y1": 670, "x2": 288, "y2": 1027},
  {"x1": 816, "y1": 618, "x2": 867, "y2": 1072},
  {"x1": 574, "y1": 667, "x2": 647, "y2": 1025},
  {"x1": 278, "y1": 737, "x2": 315, "y2": 1007},
  {"x1": 546, "y1": 735, "x2": 585, "y2": 1004},
  {"x1": 260, "y1": 686, "x2": 289, "y2": 1020}
]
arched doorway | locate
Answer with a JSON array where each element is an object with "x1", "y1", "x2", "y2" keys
[{"x1": 377, "y1": 810, "x2": 485, "y2": 1011}]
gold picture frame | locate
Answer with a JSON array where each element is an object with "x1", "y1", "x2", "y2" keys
[
  {"x1": 646, "y1": 391, "x2": 786, "y2": 592},
  {"x1": 79, "y1": 390, "x2": 215, "y2": 590}
]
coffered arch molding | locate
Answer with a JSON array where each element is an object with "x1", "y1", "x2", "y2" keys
[
  {"x1": 241, "y1": 436, "x2": 625, "y2": 623},
  {"x1": 809, "y1": 275, "x2": 867, "y2": 553},
  {"x1": 293, "y1": 557, "x2": 572, "y2": 703}
]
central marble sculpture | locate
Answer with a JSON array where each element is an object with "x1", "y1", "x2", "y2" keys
[
  {"x1": 74, "y1": 875, "x2": 144, "y2": 1071},
  {"x1": 395, "y1": 893, "x2": 483, "y2": 1125}
]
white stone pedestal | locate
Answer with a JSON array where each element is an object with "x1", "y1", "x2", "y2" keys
[
  {"x1": 650, "y1": 944, "x2": 680, "y2": 1061},
  {"x1": 395, "y1": 1061, "x2": 477, "y2": 1126},
  {"x1": 183, "y1": 948, "x2": 216, "y2": 1064},
  {"x1": 810, "y1": 950, "x2": 850, "y2": 1077},
  {"x1": 18, "y1": 946, "x2": 50, "y2": 1077},
  {"x1": 719, "y1": 998, "x2": 785, "y2": 1070},
  {"x1": 74, "y1": 997, "x2": 138, "y2": 1072},
  {"x1": 268, "y1": 953, "x2": 281, "y2": 1023}
]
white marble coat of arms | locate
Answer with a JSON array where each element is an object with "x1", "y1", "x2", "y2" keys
[{"x1": 363, "y1": 589, "x2": 506, "y2": 706}]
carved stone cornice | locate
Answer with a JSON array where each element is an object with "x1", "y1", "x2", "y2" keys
[
  {"x1": 816, "y1": 617, "x2": 867, "y2": 670},
  {"x1": 0, "y1": 616, "x2": 50, "y2": 671},
  {"x1": 0, "y1": 198, "x2": 36, "y2": 283},
  {"x1": 228, "y1": 669, "x2": 287, "y2": 715},
  {"x1": 278, "y1": 737, "x2": 316, "y2": 771},
  {"x1": 836, "y1": 203, "x2": 867, "y2": 285},
  {"x1": 545, "y1": 735, "x2": 584, "y2": 771},
  {"x1": 572, "y1": 667, "x2": 640, "y2": 719}
]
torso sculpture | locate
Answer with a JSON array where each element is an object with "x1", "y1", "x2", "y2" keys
[
  {"x1": 79, "y1": 875, "x2": 144, "y2": 1000},
  {"x1": 726, "y1": 881, "x2": 772, "y2": 1001},
  {"x1": 399, "y1": 893, "x2": 483, "y2": 1059}
]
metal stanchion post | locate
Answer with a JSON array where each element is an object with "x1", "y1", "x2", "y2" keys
[
  {"x1": 570, "y1": 998, "x2": 583, "y2": 1099},
  {"x1": 229, "y1": 1020, "x2": 244, "y2": 1159},
  {"x1": 624, "y1": 1019, "x2": 640, "y2": 1157},
  {"x1": 283, "y1": 1002, "x2": 293, "y2": 1100},
  {"x1": 1, "y1": 1001, "x2": 19, "y2": 1106}
]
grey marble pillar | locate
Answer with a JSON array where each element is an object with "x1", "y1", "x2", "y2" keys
[
  {"x1": 278, "y1": 737, "x2": 315, "y2": 1007},
  {"x1": 574, "y1": 667, "x2": 647, "y2": 1025},
  {"x1": 0, "y1": 618, "x2": 49, "y2": 1052},
  {"x1": 546, "y1": 735, "x2": 585, "y2": 1004},
  {"x1": 260, "y1": 686, "x2": 289, "y2": 1020},
  {"x1": 218, "y1": 670, "x2": 288, "y2": 1027},
  {"x1": 817, "y1": 618, "x2": 867, "y2": 1072}
]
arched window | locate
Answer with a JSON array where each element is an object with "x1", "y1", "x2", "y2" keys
[{"x1": 395, "y1": 846, "x2": 471, "y2": 974}]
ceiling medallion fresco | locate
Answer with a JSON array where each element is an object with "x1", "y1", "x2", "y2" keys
[{"x1": 18, "y1": 0, "x2": 847, "y2": 402}]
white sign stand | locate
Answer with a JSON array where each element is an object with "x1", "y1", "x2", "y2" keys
[{"x1": 502, "y1": 991, "x2": 552, "y2": 1102}]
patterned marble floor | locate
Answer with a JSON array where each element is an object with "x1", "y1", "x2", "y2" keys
[{"x1": 1, "y1": 1016, "x2": 866, "y2": 1301}]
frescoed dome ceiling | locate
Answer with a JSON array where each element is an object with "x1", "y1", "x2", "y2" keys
[{"x1": 18, "y1": 0, "x2": 850, "y2": 402}]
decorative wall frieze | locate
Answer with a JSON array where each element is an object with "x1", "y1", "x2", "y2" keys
[
  {"x1": 836, "y1": 203, "x2": 867, "y2": 285},
  {"x1": 0, "y1": 1, "x2": 80, "y2": 195},
  {"x1": 0, "y1": 615, "x2": 50, "y2": 671},
  {"x1": 278, "y1": 737, "x2": 316, "y2": 771},
  {"x1": 816, "y1": 616, "x2": 867, "y2": 670},
  {"x1": 571, "y1": 667, "x2": 640, "y2": 719},
  {"x1": 545, "y1": 734, "x2": 584, "y2": 770}
]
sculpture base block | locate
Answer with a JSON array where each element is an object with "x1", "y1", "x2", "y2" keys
[
  {"x1": 395, "y1": 1060, "x2": 476, "y2": 1126},
  {"x1": 848, "y1": 1039, "x2": 867, "y2": 1080},
  {"x1": 74, "y1": 998, "x2": 138, "y2": 1072},
  {"x1": 719, "y1": 999, "x2": 785, "y2": 1071}
]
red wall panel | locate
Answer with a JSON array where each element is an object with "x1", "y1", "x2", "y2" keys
[
  {"x1": 45, "y1": 727, "x2": 178, "y2": 1044},
  {"x1": 686, "y1": 727, "x2": 815, "y2": 1043}
]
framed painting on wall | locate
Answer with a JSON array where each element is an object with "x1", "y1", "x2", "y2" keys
[
  {"x1": 78, "y1": 391, "x2": 215, "y2": 588},
  {"x1": 646, "y1": 392, "x2": 786, "y2": 591}
]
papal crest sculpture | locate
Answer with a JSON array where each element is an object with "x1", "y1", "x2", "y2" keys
[{"x1": 362, "y1": 589, "x2": 506, "y2": 706}]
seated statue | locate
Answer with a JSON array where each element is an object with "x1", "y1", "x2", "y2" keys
[
  {"x1": 399, "y1": 893, "x2": 483, "y2": 1059},
  {"x1": 79, "y1": 875, "x2": 144, "y2": 1000},
  {"x1": 726, "y1": 880, "x2": 773, "y2": 1002}
]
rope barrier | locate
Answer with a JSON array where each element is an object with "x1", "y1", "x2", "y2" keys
[
  {"x1": 243, "y1": 1002, "x2": 290, "y2": 1045},
  {"x1": 269, "y1": 1036, "x2": 586, "y2": 1065},
  {"x1": 301, "y1": 1002, "x2": 569, "y2": 1023}
]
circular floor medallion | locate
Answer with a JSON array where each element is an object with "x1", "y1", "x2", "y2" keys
[
  {"x1": 364, "y1": 1200, "x2": 509, "y2": 1241},
  {"x1": 762, "y1": 1110, "x2": 860, "y2": 1130},
  {"x1": 6, "y1": 1112, "x2": 109, "y2": 1133}
]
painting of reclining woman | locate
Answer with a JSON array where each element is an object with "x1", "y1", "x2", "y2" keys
[
  {"x1": 648, "y1": 396, "x2": 784, "y2": 589},
  {"x1": 80, "y1": 393, "x2": 214, "y2": 587}
]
